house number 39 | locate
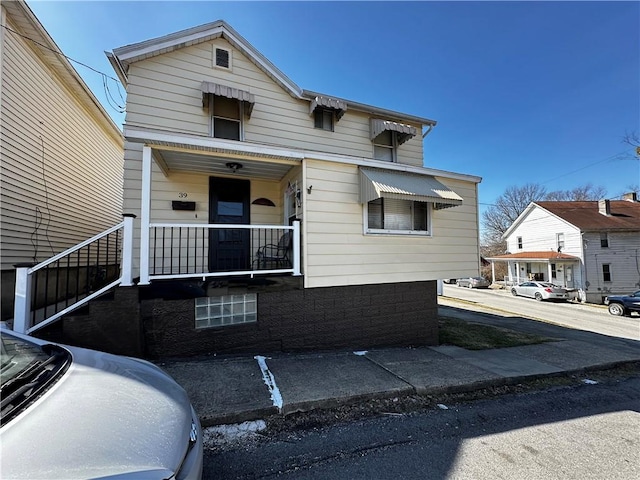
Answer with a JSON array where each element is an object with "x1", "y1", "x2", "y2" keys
[{"x1": 178, "y1": 192, "x2": 188, "y2": 198}]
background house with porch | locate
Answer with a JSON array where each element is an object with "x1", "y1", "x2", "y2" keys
[
  {"x1": 15, "y1": 19, "x2": 482, "y2": 357},
  {"x1": 1, "y1": 1, "x2": 123, "y2": 321},
  {"x1": 487, "y1": 195, "x2": 640, "y2": 303}
]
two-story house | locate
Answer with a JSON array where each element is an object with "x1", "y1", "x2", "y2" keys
[
  {"x1": 487, "y1": 194, "x2": 640, "y2": 303},
  {"x1": 1, "y1": 1, "x2": 123, "y2": 321},
  {"x1": 15, "y1": 20, "x2": 482, "y2": 357}
]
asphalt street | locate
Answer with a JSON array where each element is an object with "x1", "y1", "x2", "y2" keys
[
  {"x1": 203, "y1": 374, "x2": 640, "y2": 479},
  {"x1": 441, "y1": 284, "x2": 640, "y2": 341}
]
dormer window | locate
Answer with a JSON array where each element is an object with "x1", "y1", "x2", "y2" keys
[
  {"x1": 214, "y1": 47, "x2": 231, "y2": 69},
  {"x1": 370, "y1": 119, "x2": 417, "y2": 163}
]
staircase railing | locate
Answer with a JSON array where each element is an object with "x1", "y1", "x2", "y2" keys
[{"x1": 13, "y1": 215, "x2": 135, "y2": 334}]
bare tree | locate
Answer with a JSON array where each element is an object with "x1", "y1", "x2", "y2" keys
[{"x1": 481, "y1": 182, "x2": 608, "y2": 247}]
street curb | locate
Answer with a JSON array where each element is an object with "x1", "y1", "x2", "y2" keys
[{"x1": 197, "y1": 360, "x2": 640, "y2": 427}]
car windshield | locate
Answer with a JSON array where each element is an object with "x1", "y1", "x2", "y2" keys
[
  {"x1": 1, "y1": 333, "x2": 50, "y2": 384},
  {"x1": 1, "y1": 331, "x2": 71, "y2": 425}
]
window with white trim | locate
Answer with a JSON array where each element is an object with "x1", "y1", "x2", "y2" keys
[
  {"x1": 600, "y1": 232, "x2": 609, "y2": 248},
  {"x1": 365, "y1": 198, "x2": 430, "y2": 235},
  {"x1": 211, "y1": 95, "x2": 242, "y2": 140},
  {"x1": 372, "y1": 130, "x2": 397, "y2": 162},
  {"x1": 517, "y1": 236, "x2": 523, "y2": 249},
  {"x1": 195, "y1": 294, "x2": 257, "y2": 329},
  {"x1": 602, "y1": 264, "x2": 612, "y2": 282},
  {"x1": 556, "y1": 233, "x2": 565, "y2": 251}
]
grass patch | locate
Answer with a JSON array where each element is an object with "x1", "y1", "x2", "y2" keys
[{"x1": 439, "y1": 316, "x2": 553, "y2": 350}]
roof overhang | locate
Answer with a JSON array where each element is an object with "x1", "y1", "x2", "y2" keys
[
  {"x1": 359, "y1": 167, "x2": 463, "y2": 209},
  {"x1": 486, "y1": 252, "x2": 580, "y2": 262}
]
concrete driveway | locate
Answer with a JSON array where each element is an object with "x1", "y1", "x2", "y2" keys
[{"x1": 440, "y1": 284, "x2": 640, "y2": 341}]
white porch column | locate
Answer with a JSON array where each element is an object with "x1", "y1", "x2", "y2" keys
[
  {"x1": 515, "y1": 262, "x2": 520, "y2": 284},
  {"x1": 139, "y1": 146, "x2": 152, "y2": 285},
  {"x1": 13, "y1": 264, "x2": 34, "y2": 333},
  {"x1": 292, "y1": 220, "x2": 301, "y2": 276},
  {"x1": 120, "y1": 214, "x2": 136, "y2": 286}
]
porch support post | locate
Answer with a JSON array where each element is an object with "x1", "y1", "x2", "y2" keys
[
  {"x1": 13, "y1": 263, "x2": 34, "y2": 333},
  {"x1": 515, "y1": 262, "x2": 520, "y2": 284},
  {"x1": 292, "y1": 220, "x2": 301, "y2": 276},
  {"x1": 491, "y1": 261, "x2": 496, "y2": 284},
  {"x1": 139, "y1": 146, "x2": 152, "y2": 285},
  {"x1": 120, "y1": 214, "x2": 136, "y2": 286}
]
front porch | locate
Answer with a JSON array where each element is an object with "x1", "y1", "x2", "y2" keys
[{"x1": 486, "y1": 251, "x2": 581, "y2": 289}]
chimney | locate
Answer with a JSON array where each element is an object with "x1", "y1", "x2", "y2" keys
[
  {"x1": 622, "y1": 192, "x2": 638, "y2": 202},
  {"x1": 598, "y1": 199, "x2": 611, "y2": 216}
]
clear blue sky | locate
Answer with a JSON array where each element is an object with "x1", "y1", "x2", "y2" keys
[{"x1": 25, "y1": 1, "x2": 640, "y2": 215}]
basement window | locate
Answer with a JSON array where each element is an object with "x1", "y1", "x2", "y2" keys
[{"x1": 195, "y1": 294, "x2": 257, "y2": 329}]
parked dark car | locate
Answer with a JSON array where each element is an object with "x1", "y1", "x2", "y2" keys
[
  {"x1": 604, "y1": 291, "x2": 640, "y2": 316},
  {"x1": 456, "y1": 276, "x2": 491, "y2": 288}
]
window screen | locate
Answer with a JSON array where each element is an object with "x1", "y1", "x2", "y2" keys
[
  {"x1": 215, "y1": 48, "x2": 230, "y2": 68},
  {"x1": 367, "y1": 198, "x2": 429, "y2": 233}
]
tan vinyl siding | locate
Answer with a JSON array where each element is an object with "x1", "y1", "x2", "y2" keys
[
  {"x1": 303, "y1": 159, "x2": 479, "y2": 288},
  {"x1": 124, "y1": 38, "x2": 424, "y2": 167},
  {"x1": 0, "y1": 14, "x2": 123, "y2": 271}
]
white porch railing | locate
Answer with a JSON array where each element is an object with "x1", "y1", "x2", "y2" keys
[
  {"x1": 13, "y1": 216, "x2": 135, "y2": 334},
  {"x1": 143, "y1": 221, "x2": 301, "y2": 283}
]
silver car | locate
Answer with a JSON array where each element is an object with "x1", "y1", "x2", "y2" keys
[
  {"x1": 456, "y1": 276, "x2": 491, "y2": 288},
  {"x1": 511, "y1": 281, "x2": 569, "y2": 301},
  {"x1": 0, "y1": 328, "x2": 203, "y2": 479}
]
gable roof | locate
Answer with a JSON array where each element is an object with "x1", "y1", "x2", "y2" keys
[
  {"x1": 4, "y1": 0, "x2": 122, "y2": 142},
  {"x1": 535, "y1": 200, "x2": 640, "y2": 232},
  {"x1": 106, "y1": 20, "x2": 436, "y2": 127}
]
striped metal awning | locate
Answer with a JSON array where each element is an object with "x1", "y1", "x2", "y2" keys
[
  {"x1": 202, "y1": 81, "x2": 255, "y2": 117},
  {"x1": 309, "y1": 96, "x2": 347, "y2": 120},
  {"x1": 359, "y1": 167, "x2": 463, "y2": 209},
  {"x1": 370, "y1": 119, "x2": 417, "y2": 145}
]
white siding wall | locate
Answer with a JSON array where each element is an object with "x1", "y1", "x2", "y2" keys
[
  {"x1": 583, "y1": 231, "x2": 640, "y2": 301},
  {"x1": 0, "y1": 13, "x2": 123, "y2": 271},
  {"x1": 505, "y1": 207, "x2": 581, "y2": 256},
  {"x1": 303, "y1": 160, "x2": 479, "y2": 288},
  {"x1": 124, "y1": 38, "x2": 424, "y2": 167}
]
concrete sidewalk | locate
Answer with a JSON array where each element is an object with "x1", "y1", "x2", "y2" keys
[{"x1": 160, "y1": 300, "x2": 640, "y2": 427}]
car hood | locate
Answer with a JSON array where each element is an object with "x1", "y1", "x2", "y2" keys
[{"x1": 1, "y1": 344, "x2": 193, "y2": 480}]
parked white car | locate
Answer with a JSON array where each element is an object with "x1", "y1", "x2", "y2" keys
[
  {"x1": 0, "y1": 328, "x2": 203, "y2": 479},
  {"x1": 511, "y1": 281, "x2": 569, "y2": 302}
]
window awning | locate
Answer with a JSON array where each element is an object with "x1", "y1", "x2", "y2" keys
[
  {"x1": 309, "y1": 96, "x2": 347, "y2": 120},
  {"x1": 359, "y1": 167, "x2": 463, "y2": 209},
  {"x1": 201, "y1": 81, "x2": 255, "y2": 118},
  {"x1": 370, "y1": 119, "x2": 417, "y2": 145}
]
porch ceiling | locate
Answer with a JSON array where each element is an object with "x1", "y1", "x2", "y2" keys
[{"x1": 153, "y1": 149, "x2": 296, "y2": 180}]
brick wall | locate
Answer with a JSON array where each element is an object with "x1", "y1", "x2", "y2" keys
[{"x1": 142, "y1": 281, "x2": 438, "y2": 358}]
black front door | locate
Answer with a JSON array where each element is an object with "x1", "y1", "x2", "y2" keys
[{"x1": 209, "y1": 177, "x2": 250, "y2": 272}]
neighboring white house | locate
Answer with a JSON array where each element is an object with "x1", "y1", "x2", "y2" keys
[
  {"x1": 1, "y1": 0, "x2": 123, "y2": 320},
  {"x1": 14, "y1": 19, "x2": 482, "y2": 357},
  {"x1": 487, "y1": 195, "x2": 640, "y2": 303}
]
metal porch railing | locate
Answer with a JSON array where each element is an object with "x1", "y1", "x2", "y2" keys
[{"x1": 144, "y1": 221, "x2": 301, "y2": 282}]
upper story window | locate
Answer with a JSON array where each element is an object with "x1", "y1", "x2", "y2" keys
[
  {"x1": 373, "y1": 130, "x2": 396, "y2": 162},
  {"x1": 309, "y1": 96, "x2": 346, "y2": 131},
  {"x1": 212, "y1": 95, "x2": 241, "y2": 140},
  {"x1": 201, "y1": 82, "x2": 255, "y2": 141},
  {"x1": 370, "y1": 119, "x2": 417, "y2": 163},
  {"x1": 600, "y1": 232, "x2": 609, "y2": 248},
  {"x1": 366, "y1": 198, "x2": 430, "y2": 235},
  {"x1": 517, "y1": 236, "x2": 523, "y2": 249},
  {"x1": 556, "y1": 233, "x2": 565, "y2": 251},
  {"x1": 314, "y1": 109, "x2": 334, "y2": 131},
  {"x1": 214, "y1": 47, "x2": 231, "y2": 69}
]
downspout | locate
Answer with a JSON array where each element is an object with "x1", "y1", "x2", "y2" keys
[{"x1": 422, "y1": 124, "x2": 435, "y2": 139}]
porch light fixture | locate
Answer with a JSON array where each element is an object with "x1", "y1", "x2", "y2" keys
[{"x1": 226, "y1": 162, "x2": 243, "y2": 173}]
